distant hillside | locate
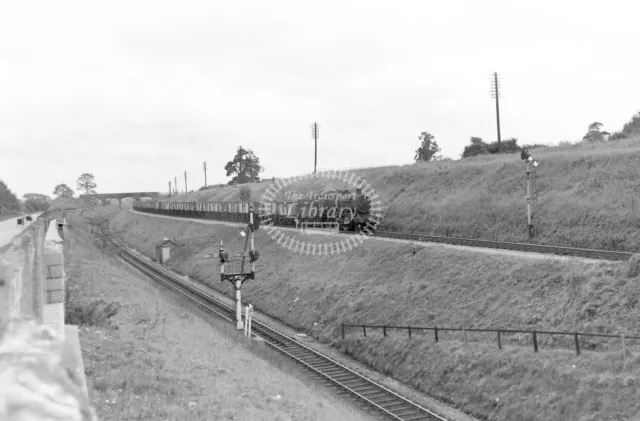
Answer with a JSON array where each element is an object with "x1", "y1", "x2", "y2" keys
[{"x1": 0, "y1": 179, "x2": 21, "y2": 220}]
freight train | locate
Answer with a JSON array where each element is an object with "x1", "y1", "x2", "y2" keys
[{"x1": 133, "y1": 188, "x2": 374, "y2": 232}]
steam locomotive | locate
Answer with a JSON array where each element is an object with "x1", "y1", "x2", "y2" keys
[{"x1": 133, "y1": 188, "x2": 374, "y2": 232}]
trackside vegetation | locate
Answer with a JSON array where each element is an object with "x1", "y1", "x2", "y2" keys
[
  {"x1": 106, "y1": 207, "x2": 640, "y2": 421},
  {"x1": 170, "y1": 136, "x2": 640, "y2": 252}
]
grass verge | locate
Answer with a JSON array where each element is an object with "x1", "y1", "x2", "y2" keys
[
  {"x1": 65, "y1": 211, "x2": 374, "y2": 421},
  {"x1": 100, "y1": 206, "x2": 640, "y2": 421}
]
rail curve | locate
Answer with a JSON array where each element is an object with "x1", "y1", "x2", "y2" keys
[
  {"x1": 97, "y1": 218, "x2": 450, "y2": 421},
  {"x1": 131, "y1": 205, "x2": 634, "y2": 262}
]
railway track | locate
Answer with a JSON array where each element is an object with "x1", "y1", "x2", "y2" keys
[
  {"x1": 97, "y1": 219, "x2": 449, "y2": 421},
  {"x1": 132, "y1": 207, "x2": 634, "y2": 262},
  {"x1": 370, "y1": 231, "x2": 633, "y2": 261}
]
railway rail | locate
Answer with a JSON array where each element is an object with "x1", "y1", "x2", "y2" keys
[
  {"x1": 370, "y1": 231, "x2": 633, "y2": 261},
  {"x1": 132, "y1": 205, "x2": 634, "y2": 261},
  {"x1": 97, "y1": 219, "x2": 449, "y2": 421}
]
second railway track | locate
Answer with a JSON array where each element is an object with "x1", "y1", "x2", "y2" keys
[
  {"x1": 371, "y1": 231, "x2": 633, "y2": 261},
  {"x1": 96, "y1": 218, "x2": 450, "y2": 421},
  {"x1": 131, "y1": 206, "x2": 634, "y2": 262}
]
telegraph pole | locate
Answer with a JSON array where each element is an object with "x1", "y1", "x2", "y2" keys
[
  {"x1": 490, "y1": 72, "x2": 502, "y2": 153},
  {"x1": 184, "y1": 171, "x2": 188, "y2": 193},
  {"x1": 203, "y1": 161, "x2": 207, "y2": 188},
  {"x1": 311, "y1": 122, "x2": 319, "y2": 174}
]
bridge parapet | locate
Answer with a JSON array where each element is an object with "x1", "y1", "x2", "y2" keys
[
  {"x1": 0, "y1": 216, "x2": 94, "y2": 419},
  {"x1": 80, "y1": 192, "x2": 160, "y2": 202}
]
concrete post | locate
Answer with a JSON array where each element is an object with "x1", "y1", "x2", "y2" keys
[
  {"x1": 236, "y1": 280, "x2": 243, "y2": 330},
  {"x1": 526, "y1": 161, "x2": 534, "y2": 239}
]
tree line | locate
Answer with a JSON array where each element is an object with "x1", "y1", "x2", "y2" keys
[
  {"x1": 204, "y1": 112, "x2": 640, "y2": 191},
  {"x1": 413, "y1": 111, "x2": 640, "y2": 163},
  {"x1": 52, "y1": 173, "x2": 98, "y2": 199},
  {"x1": 43, "y1": 112, "x2": 640, "y2": 201},
  {"x1": 0, "y1": 180, "x2": 50, "y2": 215}
]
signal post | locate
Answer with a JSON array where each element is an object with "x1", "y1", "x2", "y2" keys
[
  {"x1": 219, "y1": 206, "x2": 260, "y2": 330},
  {"x1": 521, "y1": 149, "x2": 539, "y2": 239}
]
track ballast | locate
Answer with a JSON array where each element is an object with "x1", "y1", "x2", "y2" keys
[{"x1": 98, "y1": 219, "x2": 450, "y2": 421}]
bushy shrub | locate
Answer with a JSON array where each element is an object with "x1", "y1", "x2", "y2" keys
[
  {"x1": 461, "y1": 137, "x2": 525, "y2": 158},
  {"x1": 238, "y1": 185, "x2": 252, "y2": 201},
  {"x1": 66, "y1": 298, "x2": 121, "y2": 326}
]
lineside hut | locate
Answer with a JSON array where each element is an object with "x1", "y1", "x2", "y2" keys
[{"x1": 155, "y1": 238, "x2": 180, "y2": 264}]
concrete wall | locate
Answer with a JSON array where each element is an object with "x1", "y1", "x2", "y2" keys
[
  {"x1": 0, "y1": 215, "x2": 94, "y2": 419},
  {"x1": 0, "y1": 218, "x2": 45, "y2": 322}
]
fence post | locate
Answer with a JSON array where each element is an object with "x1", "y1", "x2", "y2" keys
[
  {"x1": 497, "y1": 330, "x2": 502, "y2": 350},
  {"x1": 434, "y1": 327, "x2": 438, "y2": 343},
  {"x1": 341, "y1": 323, "x2": 344, "y2": 340},
  {"x1": 363, "y1": 325, "x2": 366, "y2": 337},
  {"x1": 533, "y1": 331, "x2": 539, "y2": 353},
  {"x1": 408, "y1": 325, "x2": 412, "y2": 338},
  {"x1": 383, "y1": 326, "x2": 387, "y2": 337},
  {"x1": 574, "y1": 332, "x2": 580, "y2": 355}
]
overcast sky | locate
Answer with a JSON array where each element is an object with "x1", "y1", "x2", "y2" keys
[{"x1": 1, "y1": 0, "x2": 639, "y2": 197}]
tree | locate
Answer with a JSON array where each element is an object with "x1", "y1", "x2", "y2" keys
[
  {"x1": 224, "y1": 146, "x2": 263, "y2": 185},
  {"x1": 488, "y1": 137, "x2": 521, "y2": 154},
  {"x1": 0, "y1": 179, "x2": 21, "y2": 213},
  {"x1": 76, "y1": 173, "x2": 97, "y2": 195},
  {"x1": 582, "y1": 122, "x2": 608, "y2": 143},
  {"x1": 461, "y1": 137, "x2": 489, "y2": 158},
  {"x1": 53, "y1": 184, "x2": 74, "y2": 199},
  {"x1": 23, "y1": 193, "x2": 49, "y2": 202},
  {"x1": 462, "y1": 136, "x2": 524, "y2": 158},
  {"x1": 23, "y1": 195, "x2": 50, "y2": 212},
  {"x1": 414, "y1": 131, "x2": 442, "y2": 162},
  {"x1": 614, "y1": 111, "x2": 640, "y2": 139}
]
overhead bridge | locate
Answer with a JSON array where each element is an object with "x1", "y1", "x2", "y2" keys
[{"x1": 80, "y1": 192, "x2": 160, "y2": 205}]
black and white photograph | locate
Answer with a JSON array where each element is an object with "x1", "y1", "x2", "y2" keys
[{"x1": 1, "y1": 1, "x2": 639, "y2": 420}]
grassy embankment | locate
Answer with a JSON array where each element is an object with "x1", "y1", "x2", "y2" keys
[
  {"x1": 171, "y1": 136, "x2": 640, "y2": 252},
  {"x1": 107, "y1": 206, "x2": 640, "y2": 421},
  {"x1": 65, "y1": 210, "x2": 373, "y2": 421}
]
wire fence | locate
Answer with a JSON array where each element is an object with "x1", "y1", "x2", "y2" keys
[{"x1": 341, "y1": 323, "x2": 640, "y2": 355}]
